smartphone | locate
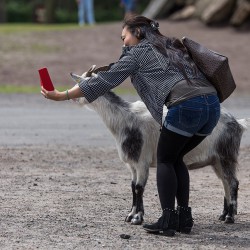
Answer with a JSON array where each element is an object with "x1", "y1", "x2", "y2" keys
[{"x1": 38, "y1": 67, "x2": 55, "y2": 91}]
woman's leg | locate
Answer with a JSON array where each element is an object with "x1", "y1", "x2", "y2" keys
[
  {"x1": 174, "y1": 135, "x2": 206, "y2": 233},
  {"x1": 175, "y1": 135, "x2": 206, "y2": 207},
  {"x1": 157, "y1": 126, "x2": 190, "y2": 210},
  {"x1": 157, "y1": 126, "x2": 206, "y2": 209},
  {"x1": 143, "y1": 126, "x2": 190, "y2": 235}
]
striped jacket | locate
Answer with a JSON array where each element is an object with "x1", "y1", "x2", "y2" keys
[{"x1": 78, "y1": 39, "x2": 208, "y2": 125}]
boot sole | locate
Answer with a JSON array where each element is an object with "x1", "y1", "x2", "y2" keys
[
  {"x1": 162, "y1": 229, "x2": 176, "y2": 236},
  {"x1": 178, "y1": 227, "x2": 192, "y2": 234},
  {"x1": 144, "y1": 228, "x2": 176, "y2": 236},
  {"x1": 143, "y1": 228, "x2": 160, "y2": 234}
]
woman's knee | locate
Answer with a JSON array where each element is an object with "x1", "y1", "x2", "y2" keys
[{"x1": 157, "y1": 126, "x2": 190, "y2": 163}]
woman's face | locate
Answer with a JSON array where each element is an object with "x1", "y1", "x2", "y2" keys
[{"x1": 121, "y1": 26, "x2": 140, "y2": 46}]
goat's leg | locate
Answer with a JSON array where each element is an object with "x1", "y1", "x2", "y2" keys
[
  {"x1": 131, "y1": 163, "x2": 149, "y2": 225},
  {"x1": 219, "y1": 174, "x2": 239, "y2": 224},
  {"x1": 125, "y1": 163, "x2": 149, "y2": 225},
  {"x1": 125, "y1": 165, "x2": 139, "y2": 223},
  {"x1": 228, "y1": 177, "x2": 239, "y2": 220},
  {"x1": 219, "y1": 197, "x2": 229, "y2": 222},
  {"x1": 125, "y1": 182, "x2": 145, "y2": 225},
  {"x1": 130, "y1": 184, "x2": 145, "y2": 225},
  {"x1": 212, "y1": 161, "x2": 239, "y2": 224},
  {"x1": 214, "y1": 116, "x2": 242, "y2": 223},
  {"x1": 125, "y1": 181, "x2": 137, "y2": 223},
  {"x1": 222, "y1": 162, "x2": 239, "y2": 224}
]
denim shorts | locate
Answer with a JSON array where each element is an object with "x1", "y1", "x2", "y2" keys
[{"x1": 163, "y1": 94, "x2": 220, "y2": 137}]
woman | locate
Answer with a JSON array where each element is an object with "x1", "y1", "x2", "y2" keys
[{"x1": 41, "y1": 16, "x2": 220, "y2": 236}]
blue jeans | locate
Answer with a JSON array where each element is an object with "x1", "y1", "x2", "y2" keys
[
  {"x1": 78, "y1": 0, "x2": 95, "y2": 25},
  {"x1": 123, "y1": 0, "x2": 136, "y2": 12},
  {"x1": 164, "y1": 94, "x2": 220, "y2": 137}
]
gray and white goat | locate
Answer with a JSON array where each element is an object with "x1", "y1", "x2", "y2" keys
[{"x1": 71, "y1": 70, "x2": 249, "y2": 225}]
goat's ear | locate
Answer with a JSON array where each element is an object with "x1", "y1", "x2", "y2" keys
[
  {"x1": 79, "y1": 65, "x2": 97, "y2": 78},
  {"x1": 70, "y1": 72, "x2": 84, "y2": 83},
  {"x1": 89, "y1": 65, "x2": 96, "y2": 72},
  {"x1": 92, "y1": 65, "x2": 110, "y2": 74},
  {"x1": 85, "y1": 65, "x2": 96, "y2": 77}
]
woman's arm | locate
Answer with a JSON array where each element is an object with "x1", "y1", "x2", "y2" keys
[
  {"x1": 41, "y1": 84, "x2": 83, "y2": 101},
  {"x1": 41, "y1": 50, "x2": 137, "y2": 102}
]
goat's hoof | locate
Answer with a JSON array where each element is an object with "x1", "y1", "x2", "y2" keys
[
  {"x1": 219, "y1": 214, "x2": 226, "y2": 221},
  {"x1": 131, "y1": 219, "x2": 142, "y2": 225},
  {"x1": 131, "y1": 215, "x2": 143, "y2": 225},
  {"x1": 125, "y1": 215, "x2": 133, "y2": 223},
  {"x1": 225, "y1": 216, "x2": 234, "y2": 224}
]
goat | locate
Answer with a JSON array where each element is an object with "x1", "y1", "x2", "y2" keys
[{"x1": 71, "y1": 71, "x2": 250, "y2": 225}]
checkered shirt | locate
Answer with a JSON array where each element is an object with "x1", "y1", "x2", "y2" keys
[{"x1": 78, "y1": 39, "x2": 207, "y2": 125}]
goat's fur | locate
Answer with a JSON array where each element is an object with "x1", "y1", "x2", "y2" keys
[{"x1": 71, "y1": 71, "x2": 250, "y2": 225}]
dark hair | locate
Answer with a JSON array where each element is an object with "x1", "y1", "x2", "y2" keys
[{"x1": 123, "y1": 15, "x2": 199, "y2": 82}]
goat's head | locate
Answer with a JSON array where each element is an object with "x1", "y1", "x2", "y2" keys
[
  {"x1": 70, "y1": 65, "x2": 110, "y2": 106},
  {"x1": 70, "y1": 65, "x2": 97, "y2": 106}
]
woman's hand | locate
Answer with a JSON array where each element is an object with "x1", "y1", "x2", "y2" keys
[
  {"x1": 41, "y1": 84, "x2": 84, "y2": 101},
  {"x1": 41, "y1": 86, "x2": 67, "y2": 101}
]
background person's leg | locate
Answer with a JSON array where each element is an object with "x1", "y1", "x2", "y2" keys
[
  {"x1": 78, "y1": 0, "x2": 85, "y2": 25},
  {"x1": 85, "y1": 0, "x2": 95, "y2": 24}
]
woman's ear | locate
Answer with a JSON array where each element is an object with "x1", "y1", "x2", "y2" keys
[{"x1": 135, "y1": 28, "x2": 141, "y2": 39}]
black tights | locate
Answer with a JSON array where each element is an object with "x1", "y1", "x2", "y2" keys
[{"x1": 157, "y1": 125, "x2": 206, "y2": 210}]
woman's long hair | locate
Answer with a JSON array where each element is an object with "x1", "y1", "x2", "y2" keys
[{"x1": 123, "y1": 15, "x2": 199, "y2": 81}]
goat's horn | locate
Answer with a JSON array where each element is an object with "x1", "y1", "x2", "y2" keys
[{"x1": 85, "y1": 65, "x2": 96, "y2": 77}]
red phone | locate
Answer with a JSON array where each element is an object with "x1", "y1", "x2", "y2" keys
[{"x1": 38, "y1": 67, "x2": 55, "y2": 91}]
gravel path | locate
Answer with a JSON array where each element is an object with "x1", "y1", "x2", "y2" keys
[{"x1": 0, "y1": 93, "x2": 250, "y2": 250}]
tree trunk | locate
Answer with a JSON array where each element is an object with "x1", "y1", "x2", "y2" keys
[
  {"x1": 0, "y1": 0, "x2": 6, "y2": 23},
  {"x1": 142, "y1": 0, "x2": 175, "y2": 19},
  {"x1": 45, "y1": 0, "x2": 57, "y2": 23}
]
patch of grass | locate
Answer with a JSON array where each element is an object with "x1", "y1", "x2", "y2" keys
[
  {"x1": 0, "y1": 85, "x2": 68, "y2": 94},
  {"x1": 0, "y1": 23, "x2": 79, "y2": 34},
  {"x1": 1, "y1": 43, "x2": 61, "y2": 54},
  {"x1": 0, "y1": 85, "x2": 42, "y2": 94}
]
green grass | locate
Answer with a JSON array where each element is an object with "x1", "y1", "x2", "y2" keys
[
  {"x1": 0, "y1": 23, "x2": 80, "y2": 34},
  {"x1": 0, "y1": 84, "x2": 136, "y2": 95},
  {"x1": 0, "y1": 22, "x2": 117, "y2": 34},
  {"x1": 0, "y1": 85, "x2": 46, "y2": 94},
  {"x1": 1, "y1": 43, "x2": 61, "y2": 53}
]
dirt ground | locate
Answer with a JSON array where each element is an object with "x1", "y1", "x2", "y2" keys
[{"x1": 0, "y1": 20, "x2": 250, "y2": 249}]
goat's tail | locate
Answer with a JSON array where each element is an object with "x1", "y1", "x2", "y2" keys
[{"x1": 237, "y1": 118, "x2": 250, "y2": 130}]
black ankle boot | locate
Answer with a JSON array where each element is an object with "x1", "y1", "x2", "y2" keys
[
  {"x1": 143, "y1": 208, "x2": 179, "y2": 236},
  {"x1": 177, "y1": 206, "x2": 194, "y2": 233}
]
